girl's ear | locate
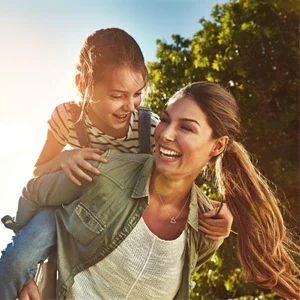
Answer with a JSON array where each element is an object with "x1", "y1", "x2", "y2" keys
[{"x1": 210, "y1": 136, "x2": 229, "y2": 157}]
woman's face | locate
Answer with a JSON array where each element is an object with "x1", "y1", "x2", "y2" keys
[
  {"x1": 154, "y1": 96, "x2": 224, "y2": 180},
  {"x1": 87, "y1": 66, "x2": 145, "y2": 137}
]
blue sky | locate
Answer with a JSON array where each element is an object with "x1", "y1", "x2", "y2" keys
[{"x1": 0, "y1": 0, "x2": 228, "y2": 249}]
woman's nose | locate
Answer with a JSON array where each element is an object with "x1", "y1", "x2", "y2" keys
[{"x1": 160, "y1": 124, "x2": 176, "y2": 142}]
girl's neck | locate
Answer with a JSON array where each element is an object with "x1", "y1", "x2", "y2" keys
[{"x1": 87, "y1": 106, "x2": 130, "y2": 138}]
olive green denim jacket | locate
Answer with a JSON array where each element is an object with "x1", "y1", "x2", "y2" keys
[{"x1": 21, "y1": 149, "x2": 223, "y2": 299}]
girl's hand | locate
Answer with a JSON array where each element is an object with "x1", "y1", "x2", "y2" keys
[
  {"x1": 59, "y1": 148, "x2": 108, "y2": 186},
  {"x1": 198, "y1": 200, "x2": 233, "y2": 241},
  {"x1": 18, "y1": 279, "x2": 41, "y2": 300}
]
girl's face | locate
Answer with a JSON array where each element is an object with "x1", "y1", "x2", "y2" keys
[
  {"x1": 88, "y1": 66, "x2": 145, "y2": 137},
  {"x1": 154, "y1": 96, "x2": 227, "y2": 180}
]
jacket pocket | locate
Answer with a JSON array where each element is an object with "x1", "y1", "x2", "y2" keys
[{"x1": 68, "y1": 203, "x2": 106, "y2": 245}]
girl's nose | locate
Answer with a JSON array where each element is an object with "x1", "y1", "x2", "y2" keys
[{"x1": 123, "y1": 97, "x2": 136, "y2": 112}]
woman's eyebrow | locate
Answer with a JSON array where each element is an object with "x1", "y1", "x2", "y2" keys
[{"x1": 164, "y1": 111, "x2": 201, "y2": 127}]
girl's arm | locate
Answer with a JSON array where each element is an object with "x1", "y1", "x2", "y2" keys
[
  {"x1": 198, "y1": 201, "x2": 233, "y2": 240},
  {"x1": 33, "y1": 130, "x2": 106, "y2": 185}
]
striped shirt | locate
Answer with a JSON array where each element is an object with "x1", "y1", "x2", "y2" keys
[{"x1": 47, "y1": 102, "x2": 159, "y2": 153}]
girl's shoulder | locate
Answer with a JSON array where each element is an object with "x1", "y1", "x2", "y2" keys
[
  {"x1": 150, "y1": 111, "x2": 160, "y2": 125},
  {"x1": 57, "y1": 101, "x2": 80, "y2": 114},
  {"x1": 47, "y1": 101, "x2": 79, "y2": 147},
  {"x1": 134, "y1": 107, "x2": 160, "y2": 125},
  {"x1": 50, "y1": 101, "x2": 82, "y2": 122}
]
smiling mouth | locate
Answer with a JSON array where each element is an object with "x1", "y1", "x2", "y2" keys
[
  {"x1": 113, "y1": 114, "x2": 128, "y2": 121},
  {"x1": 159, "y1": 146, "x2": 182, "y2": 158}
]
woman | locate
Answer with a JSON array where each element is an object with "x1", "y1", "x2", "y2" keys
[{"x1": 14, "y1": 82, "x2": 300, "y2": 299}]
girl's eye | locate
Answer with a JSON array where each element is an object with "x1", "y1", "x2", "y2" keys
[
  {"x1": 110, "y1": 95, "x2": 123, "y2": 99},
  {"x1": 134, "y1": 92, "x2": 142, "y2": 98}
]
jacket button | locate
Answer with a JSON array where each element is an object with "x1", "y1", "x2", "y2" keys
[{"x1": 85, "y1": 215, "x2": 91, "y2": 222}]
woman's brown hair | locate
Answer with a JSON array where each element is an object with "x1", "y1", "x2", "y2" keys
[{"x1": 174, "y1": 81, "x2": 300, "y2": 299}]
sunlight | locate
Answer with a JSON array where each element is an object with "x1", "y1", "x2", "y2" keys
[{"x1": 0, "y1": 122, "x2": 37, "y2": 250}]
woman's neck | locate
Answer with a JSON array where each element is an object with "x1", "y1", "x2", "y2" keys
[{"x1": 149, "y1": 169, "x2": 194, "y2": 207}]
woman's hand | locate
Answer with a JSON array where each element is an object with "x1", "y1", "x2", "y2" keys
[
  {"x1": 18, "y1": 279, "x2": 41, "y2": 300},
  {"x1": 198, "y1": 200, "x2": 233, "y2": 240},
  {"x1": 59, "y1": 148, "x2": 108, "y2": 186}
]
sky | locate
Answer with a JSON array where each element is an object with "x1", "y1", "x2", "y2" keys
[{"x1": 0, "y1": 0, "x2": 228, "y2": 250}]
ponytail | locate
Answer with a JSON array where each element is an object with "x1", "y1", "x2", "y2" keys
[
  {"x1": 215, "y1": 141, "x2": 300, "y2": 299},
  {"x1": 175, "y1": 81, "x2": 299, "y2": 298}
]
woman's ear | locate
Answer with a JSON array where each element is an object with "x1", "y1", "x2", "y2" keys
[{"x1": 210, "y1": 136, "x2": 229, "y2": 157}]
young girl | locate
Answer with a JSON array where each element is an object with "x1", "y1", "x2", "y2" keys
[{"x1": 0, "y1": 28, "x2": 232, "y2": 299}]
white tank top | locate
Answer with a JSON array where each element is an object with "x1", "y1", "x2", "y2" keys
[{"x1": 66, "y1": 217, "x2": 187, "y2": 300}]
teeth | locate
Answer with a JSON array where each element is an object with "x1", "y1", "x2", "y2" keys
[
  {"x1": 160, "y1": 146, "x2": 181, "y2": 157},
  {"x1": 115, "y1": 114, "x2": 127, "y2": 119}
]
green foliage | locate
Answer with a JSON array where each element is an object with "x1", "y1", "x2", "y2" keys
[{"x1": 146, "y1": 0, "x2": 299, "y2": 298}]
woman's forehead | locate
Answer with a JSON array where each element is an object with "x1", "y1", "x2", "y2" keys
[{"x1": 165, "y1": 96, "x2": 206, "y2": 119}]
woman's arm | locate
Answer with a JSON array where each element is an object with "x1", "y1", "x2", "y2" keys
[{"x1": 18, "y1": 280, "x2": 41, "y2": 300}]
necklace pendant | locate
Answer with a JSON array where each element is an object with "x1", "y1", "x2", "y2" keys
[{"x1": 170, "y1": 217, "x2": 177, "y2": 224}]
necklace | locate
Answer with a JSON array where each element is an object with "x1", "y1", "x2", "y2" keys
[{"x1": 155, "y1": 189, "x2": 190, "y2": 224}]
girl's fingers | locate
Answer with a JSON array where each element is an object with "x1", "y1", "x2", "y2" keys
[
  {"x1": 70, "y1": 165, "x2": 93, "y2": 182},
  {"x1": 86, "y1": 148, "x2": 104, "y2": 154},
  {"x1": 83, "y1": 150, "x2": 108, "y2": 163},
  {"x1": 67, "y1": 173, "x2": 82, "y2": 186},
  {"x1": 79, "y1": 160, "x2": 101, "y2": 175},
  {"x1": 90, "y1": 153, "x2": 108, "y2": 163},
  {"x1": 60, "y1": 148, "x2": 108, "y2": 185},
  {"x1": 61, "y1": 165, "x2": 83, "y2": 186}
]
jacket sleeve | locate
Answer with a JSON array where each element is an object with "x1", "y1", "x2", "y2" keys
[
  {"x1": 192, "y1": 237, "x2": 223, "y2": 274},
  {"x1": 15, "y1": 168, "x2": 93, "y2": 226}
]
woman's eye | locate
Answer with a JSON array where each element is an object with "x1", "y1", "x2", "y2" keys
[
  {"x1": 181, "y1": 125, "x2": 193, "y2": 132},
  {"x1": 159, "y1": 117, "x2": 169, "y2": 123}
]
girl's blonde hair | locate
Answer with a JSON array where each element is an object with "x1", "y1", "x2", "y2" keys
[
  {"x1": 75, "y1": 27, "x2": 148, "y2": 113},
  {"x1": 173, "y1": 81, "x2": 300, "y2": 299}
]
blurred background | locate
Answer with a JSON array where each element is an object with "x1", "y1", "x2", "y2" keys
[{"x1": 0, "y1": 0, "x2": 299, "y2": 299}]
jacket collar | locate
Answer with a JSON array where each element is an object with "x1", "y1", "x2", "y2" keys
[{"x1": 131, "y1": 155, "x2": 154, "y2": 201}]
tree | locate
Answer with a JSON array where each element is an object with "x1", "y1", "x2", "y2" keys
[{"x1": 146, "y1": 0, "x2": 299, "y2": 298}]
